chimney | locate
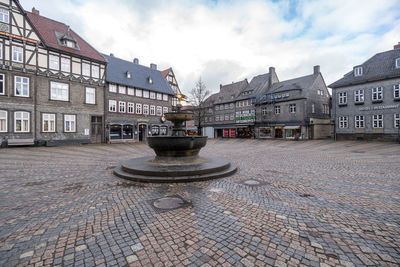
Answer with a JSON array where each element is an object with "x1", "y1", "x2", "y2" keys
[
  {"x1": 394, "y1": 42, "x2": 400, "y2": 50},
  {"x1": 110, "y1": 53, "x2": 114, "y2": 57},
  {"x1": 313, "y1": 65, "x2": 320, "y2": 75},
  {"x1": 32, "y1": 7, "x2": 39, "y2": 15},
  {"x1": 220, "y1": 84, "x2": 222, "y2": 89},
  {"x1": 150, "y1": 63, "x2": 157, "y2": 70},
  {"x1": 133, "y1": 58, "x2": 139, "y2": 64},
  {"x1": 268, "y1": 67, "x2": 276, "y2": 88}
]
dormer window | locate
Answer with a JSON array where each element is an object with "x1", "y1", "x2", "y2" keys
[
  {"x1": 126, "y1": 71, "x2": 131, "y2": 79},
  {"x1": 65, "y1": 40, "x2": 75, "y2": 48},
  {"x1": 354, "y1": 66, "x2": 363, "y2": 77},
  {"x1": 396, "y1": 58, "x2": 400, "y2": 69},
  {"x1": 148, "y1": 77, "x2": 153, "y2": 84},
  {"x1": 56, "y1": 29, "x2": 79, "y2": 50}
]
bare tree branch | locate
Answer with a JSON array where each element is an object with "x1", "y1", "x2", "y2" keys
[{"x1": 188, "y1": 77, "x2": 210, "y2": 136}]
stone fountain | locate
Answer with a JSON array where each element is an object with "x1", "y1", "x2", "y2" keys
[{"x1": 114, "y1": 96, "x2": 237, "y2": 183}]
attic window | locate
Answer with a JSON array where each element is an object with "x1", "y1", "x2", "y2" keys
[
  {"x1": 396, "y1": 58, "x2": 400, "y2": 69},
  {"x1": 148, "y1": 77, "x2": 153, "y2": 84},
  {"x1": 354, "y1": 66, "x2": 363, "y2": 77},
  {"x1": 126, "y1": 71, "x2": 131, "y2": 79}
]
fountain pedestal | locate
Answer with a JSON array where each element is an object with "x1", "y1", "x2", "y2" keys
[{"x1": 114, "y1": 105, "x2": 237, "y2": 183}]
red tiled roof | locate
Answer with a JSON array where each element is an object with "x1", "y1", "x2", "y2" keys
[
  {"x1": 161, "y1": 68, "x2": 171, "y2": 78},
  {"x1": 26, "y1": 12, "x2": 105, "y2": 62}
]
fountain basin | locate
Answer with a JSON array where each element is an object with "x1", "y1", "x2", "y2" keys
[{"x1": 148, "y1": 136, "x2": 207, "y2": 157}]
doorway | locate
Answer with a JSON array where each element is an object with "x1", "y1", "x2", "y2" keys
[
  {"x1": 138, "y1": 124, "x2": 147, "y2": 141},
  {"x1": 274, "y1": 127, "x2": 283, "y2": 138},
  {"x1": 91, "y1": 116, "x2": 103, "y2": 143}
]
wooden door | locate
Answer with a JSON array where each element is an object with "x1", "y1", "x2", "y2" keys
[{"x1": 91, "y1": 116, "x2": 103, "y2": 143}]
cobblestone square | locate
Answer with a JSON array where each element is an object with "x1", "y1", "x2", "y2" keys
[{"x1": 1, "y1": 139, "x2": 399, "y2": 266}]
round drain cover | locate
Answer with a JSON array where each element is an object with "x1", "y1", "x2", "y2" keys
[
  {"x1": 153, "y1": 197, "x2": 185, "y2": 209},
  {"x1": 244, "y1": 180, "x2": 260, "y2": 185}
]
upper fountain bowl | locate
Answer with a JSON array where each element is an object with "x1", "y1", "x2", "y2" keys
[{"x1": 147, "y1": 136, "x2": 207, "y2": 157}]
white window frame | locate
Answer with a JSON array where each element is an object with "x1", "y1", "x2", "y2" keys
[
  {"x1": 354, "y1": 89, "x2": 364, "y2": 103},
  {"x1": 127, "y1": 102, "x2": 134, "y2": 113},
  {"x1": 108, "y1": 100, "x2": 117, "y2": 112},
  {"x1": 0, "y1": 74, "x2": 4, "y2": 95},
  {"x1": 354, "y1": 115, "x2": 364, "y2": 128},
  {"x1": 64, "y1": 114, "x2": 76, "y2": 132},
  {"x1": 338, "y1": 116, "x2": 348, "y2": 128},
  {"x1": 338, "y1": 92, "x2": 347, "y2": 105},
  {"x1": 0, "y1": 43, "x2": 2, "y2": 59},
  {"x1": 163, "y1": 94, "x2": 168, "y2": 101},
  {"x1": 150, "y1": 105, "x2": 155, "y2": 115},
  {"x1": 224, "y1": 114, "x2": 229, "y2": 120},
  {"x1": 12, "y1": 46, "x2": 23, "y2": 63},
  {"x1": 0, "y1": 8, "x2": 9, "y2": 23},
  {"x1": 394, "y1": 84, "x2": 400, "y2": 99},
  {"x1": 395, "y1": 114, "x2": 400, "y2": 128},
  {"x1": 50, "y1": 81, "x2": 69, "y2": 101},
  {"x1": 85, "y1": 87, "x2": 96, "y2": 104},
  {"x1": 82, "y1": 63, "x2": 90, "y2": 76},
  {"x1": 396, "y1": 58, "x2": 400, "y2": 69},
  {"x1": 92, "y1": 65, "x2": 99, "y2": 78},
  {"x1": 156, "y1": 106, "x2": 162, "y2": 116},
  {"x1": 311, "y1": 104, "x2": 315, "y2": 113},
  {"x1": 136, "y1": 103, "x2": 142, "y2": 114},
  {"x1": 42, "y1": 113, "x2": 56, "y2": 132},
  {"x1": 49, "y1": 55, "x2": 59, "y2": 70},
  {"x1": 289, "y1": 104, "x2": 296, "y2": 113},
  {"x1": 156, "y1": 93, "x2": 162, "y2": 100},
  {"x1": 275, "y1": 106, "x2": 280, "y2": 114},
  {"x1": 215, "y1": 116, "x2": 219, "y2": 121},
  {"x1": 354, "y1": 66, "x2": 363, "y2": 76},
  {"x1": 61, "y1": 57, "x2": 70, "y2": 72},
  {"x1": 150, "y1": 92, "x2": 156, "y2": 99},
  {"x1": 109, "y1": 84, "x2": 117, "y2": 93},
  {"x1": 0, "y1": 110, "x2": 7, "y2": 132},
  {"x1": 127, "y1": 87, "x2": 134, "y2": 95},
  {"x1": 262, "y1": 107, "x2": 267, "y2": 115},
  {"x1": 118, "y1": 101, "x2": 126, "y2": 113},
  {"x1": 323, "y1": 104, "x2": 329, "y2": 114},
  {"x1": 14, "y1": 76, "x2": 29, "y2": 97},
  {"x1": 372, "y1": 87, "x2": 383, "y2": 101},
  {"x1": 143, "y1": 90, "x2": 149, "y2": 98},
  {"x1": 14, "y1": 111, "x2": 30, "y2": 132},
  {"x1": 230, "y1": 114, "x2": 234, "y2": 120},
  {"x1": 136, "y1": 89, "x2": 142, "y2": 97},
  {"x1": 372, "y1": 114, "x2": 383, "y2": 128},
  {"x1": 143, "y1": 104, "x2": 149, "y2": 115},
  {"x1": 163, "y1": 107, "x2": 168, "y2": 115},
  {"x1": 119, "y1": 85, "x2": 126, "y2": 94}
]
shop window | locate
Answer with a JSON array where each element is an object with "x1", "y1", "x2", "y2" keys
[
  {"x1": 259, "y1": 127, "x2": 271, "y2": 138},
  {"x1": 160, "y1": 126, "x2": 167, "y2": 135},
  {"x1": 151, "y1": 125, "x2": 160, "y2": 136},
  {"x1": 123, "y1": 125, "x2": 133, "y2": 139},
  {"x1": 110, "y1": 124, "x2": 122, "y2": 140}
]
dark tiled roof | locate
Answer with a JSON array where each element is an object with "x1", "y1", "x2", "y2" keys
[
  {"x1": 237, "y1": 73, "x2": 269, "y2": 100},
  {"x1": 329, "y1": 48, "x2": 400, "y2": 88},
  {"x1": 26, "y1": 12, "x2": 105, "y2": 62},
  {"x1": 102, "y1": 54, "x2": 175, "y2": 95},
  {"x1": 215, "y1": 79, "x2": 249, "y2": 104},
  {"x1": 271, "y1": 74, "x2": 316, "y2": 94}
]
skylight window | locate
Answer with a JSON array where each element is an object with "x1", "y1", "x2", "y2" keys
[
  {"x1": 126, "y1": 71, "x2": 131, "y2": 79},
  {"x1": 148, "y1": 77, "x2": 153, "y2": 84}
]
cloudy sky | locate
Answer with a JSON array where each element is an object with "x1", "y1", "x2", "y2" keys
[{"x1": 21, "y1": 0, "x2": 400, "y2": 94}]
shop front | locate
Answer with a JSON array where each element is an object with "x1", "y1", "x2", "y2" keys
[
  {"x1": 109, "y1": 123, "x2": 135, "y2": 142},
  {"x1": 223, "y1": 128, "x2": 236, "y2": 138},
  {"x1": 284, "y1": 126, "x2": 301, "y2": 140},
  {"x1": 151, "y1": 124, "x2": 169, "y2": 136},
  {"x1": 236, "y1": 125, "x2": 253, "y2": 138},
  {"x1": 274, "y1": 126, "x2": 283, "y2": 138},
  {"x1": 258, "y1": 127, "x2": 272, "y2": 138}
]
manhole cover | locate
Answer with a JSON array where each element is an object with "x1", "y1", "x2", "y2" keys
[
  {"x1": 240, "y1": 179, "x2": 267, "y2": 186},
  {"x1": 149, "y1": 195, "x2": 191, "y2": 213}
]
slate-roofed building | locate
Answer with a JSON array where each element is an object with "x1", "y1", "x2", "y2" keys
[
  {"x1": 256, "y1": 66, "x2": 331, "y2": 139},
  {"x1": 329, "y1": 43, "x2": 400, "y2": 141},
  {"x1": 103, "y1": 54, "x2": 175, "y2": 142},
  {"x1": 207, "y1": 79, "x2": 249, "y2": 137},
  {"x1": 0, "y1": 2, "x2": 106, "y2": 147}
]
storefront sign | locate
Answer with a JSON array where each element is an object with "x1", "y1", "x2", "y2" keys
[
  {"x1": 137, "y1": 119, "x2": 149, "y2": 122},
  {"x1": 223, "y1": 129, "x2": 229, "y2": 137},
  {"x1": 230, "y1": 128, "x2": 236, "y2": 137},
  {"x1": 235, "y1": 109, "x2": 255, "y2": 123},
  {"x1": 359, "y1": 104, "x2": 399, "y2": 111}
]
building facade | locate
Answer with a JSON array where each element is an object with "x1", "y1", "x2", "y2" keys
[
  {"x1": 256, "y1": 66, "x2": 332, "y2": 140},
  {"x1": 0, "y1": 2, "x2": 106, "y2": 147},
  {"x1": 103, "y1": 54, "x2": 175, "y2": 142},
  {"x1": 329, "y1": 44, "x2": 400, "y2": 141},
  {"x1": 161, "y1": 67, "x2": 181, "y2": 108}
]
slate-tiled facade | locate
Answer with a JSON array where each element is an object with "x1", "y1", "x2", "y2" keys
[{"x1": 329, "y1": 44, "x2": 400, "y2": 141}]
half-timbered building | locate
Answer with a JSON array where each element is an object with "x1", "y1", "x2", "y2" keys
[
  {"x1": 0, "y1": 1, "x2": 106, "y2": 146},
  {"x1": 161, "y1": 67, "x2": 181, "y2": 108}
]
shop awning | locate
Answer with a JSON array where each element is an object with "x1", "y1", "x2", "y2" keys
[{"x1": 283, "y1": 126, "x2": 301, "y2": 129}]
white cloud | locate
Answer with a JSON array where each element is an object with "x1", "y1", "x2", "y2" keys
[{"x1": 21, "y1": 0, "x2": 400, "y2": 93}]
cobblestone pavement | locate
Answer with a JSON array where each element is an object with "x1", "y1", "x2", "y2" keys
[{"x1": 1, "y1": 139, "x2": 400, "y2": 267}]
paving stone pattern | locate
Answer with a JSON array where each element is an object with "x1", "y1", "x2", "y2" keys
[{"x1": 0, "y1": 139, "x2": 400, "y2": 266}]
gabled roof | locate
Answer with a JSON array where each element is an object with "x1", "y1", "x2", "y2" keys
[
  {"x1": 102, "y1": 54, "x2": 175, "y2": 95},
  {"x1": 26, "y1": 12, "x2": 105, "y2": 62},
  {"x1": 329, "y1": 48, "x2": 400, "y2": 88},
  {"x1": 215, "y1": 79, "x2": 249, "y2": 104},
  {"x1": 271, "y1": 74, "x2": 316, "y2": 93},
  {"x1": 161, "y1": 68, "x2": 171, "y2": 78},
  {"x1": 237, "y1": 73, "x2": 270, "y2": 100}
]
